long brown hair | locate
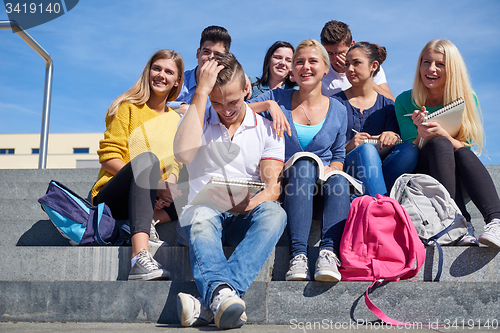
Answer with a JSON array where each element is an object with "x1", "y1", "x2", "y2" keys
[{"x1": 106, "y1": 49, "x2": 184, "y2": 119}]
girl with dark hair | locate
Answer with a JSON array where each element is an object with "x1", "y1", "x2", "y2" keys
[
  {"x1": 334, "y1": 42, "x2": 419, "y2": 196},
  {"x1": 250, "y1": 41, "x2": 297, "y2": 98}
]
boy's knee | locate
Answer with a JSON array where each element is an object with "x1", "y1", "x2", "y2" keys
[
  {"x1": 256, "y1": 201, "x2": 287, "y2": 228},
  {"x1": 180, "y1": 205, "x2": 219, "y2": 230}
]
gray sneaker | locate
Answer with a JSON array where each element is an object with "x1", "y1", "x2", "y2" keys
[
  {"x1": 314, "y1": 249, "x2": 341, "y2": 282},
  {"x1": 210, "y1": 288, "x2": 246, "y2": 329},
  {"x1": 479, "y1": 219, "x2": 500, "y2": 248},
  {"x1": 285, "y1": 254, "x2": 310, "y2": 281},
  {"x1": 177, "y1": 292, "x2": 214, "y2": 327},
  {"x1": 128, "y1": 248, "x2": 170, "y2": 281}
]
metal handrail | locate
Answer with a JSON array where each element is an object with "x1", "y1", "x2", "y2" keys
[{"x1": 0, "y1": 20, "x2": 53, "y2": 169}]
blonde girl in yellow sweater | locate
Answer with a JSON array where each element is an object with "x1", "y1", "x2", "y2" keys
[{"x1": 92, "y1": 49, "x2": 184, "y2": 281}]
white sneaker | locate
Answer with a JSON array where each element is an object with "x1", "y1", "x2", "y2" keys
[
  {"x1": 177, "y1": 292, "x2": 213, "y2": 327},
  {"x1": 479, "y1": 219, "x2": 500, "y2": 248},
  {"x1": 314, "y1": 249, "x2": 341, "y2": 282},
  {"x1": 210, "y1": 288, "x2": 246, "y2": 329},
  {"x1": 285, "y1": 254, "x2": 310, "y2": 281}
]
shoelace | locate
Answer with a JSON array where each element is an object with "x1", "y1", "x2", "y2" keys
[
  {"x1": 211, "y1": 289, "x2": 235, "y2": 312},
  {"x1": 290, "y1": 255, "x2": 308, "y2": 268},
  {"x1": 137, "y1": 250, "x2": 161, "y2": 270},
  {"x1": 319, "y1": 251, "x2": 340, "y2": 267},
  {"x1": 197, "y1": 297, "x2": 213, "y2": 322},
  {"x1": 485, "y1": 220, "x2": 500, "y2": 236}
]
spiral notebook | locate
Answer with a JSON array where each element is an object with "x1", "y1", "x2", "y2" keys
[
  {"x1": 361, "y1": 138, "x2": 403, "y2": 158},
  {"x1": 419, "y1": 97, "x2": 465, "y2": 148},
  {"x1": 190, "y1": 177, "x2": 265, "y2": 213}
]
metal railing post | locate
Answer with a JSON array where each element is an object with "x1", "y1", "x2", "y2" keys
[{"x1": 0, "y1": 20, "x2": 53, "y2": 169}]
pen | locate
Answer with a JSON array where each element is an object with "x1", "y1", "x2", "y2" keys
[
  {"x1": 352, "y1": 129, "x2": 359, "y2": 133},
  {"x1": 404, "y1": 107, "x2": 425, "y2": 117}
]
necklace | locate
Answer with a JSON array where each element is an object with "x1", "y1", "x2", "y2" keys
[{"x1": 297, "y1": 94, "x2": 323, "y2": 126}]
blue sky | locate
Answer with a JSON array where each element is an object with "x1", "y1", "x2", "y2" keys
[{"x1": 1, "y1": 0, "x2": 500, "y2": 164}]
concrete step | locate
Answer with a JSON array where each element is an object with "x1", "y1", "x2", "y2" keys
[
  {"x1": 1, "y1": 280, "x2": 499, "y2": 324},
  {"x1": 1, "y1": 245, "x2": 498, "y2": 282},
  {"x1": 0, "y1": 246, "x2": 274, "y2": 282},
  {"x1": 0, "y1": 215, "x2": 489, "y2": 249},
  {"x1": 0, "y1": 197, "x2": 488, "y2": 247},
  {"x1": 2, "y1": 168, "x2": 500, "y2": 324},
  {"x1": 2, "y1": 218, "x2": 183, "y2": 247}
]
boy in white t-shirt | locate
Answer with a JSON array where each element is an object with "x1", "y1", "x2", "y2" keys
[
  {"x1": 173, "y1": 53, "x2": 286, "y2": 330},
  {"x1": 320, "y1": 20, "x2": 394, "y2": 100}
]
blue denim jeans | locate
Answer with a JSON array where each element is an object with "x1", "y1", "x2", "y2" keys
[
  {"x1": 179, "y1": 201, "x2": 286, "y2": 308},
  {"x1": 344, "y1": 142, "x2": 419, "y2": 196},
  {"x1": 283, "y1": 159, "x2": 350, "y2": 257}
]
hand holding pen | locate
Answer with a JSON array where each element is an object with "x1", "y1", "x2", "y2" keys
[
  {"x1": 350, "y1": 128, "x2": 372, "y2": 148},
  {"x1": 404, "y1": 106, "x2": 428, "y2": 126}
]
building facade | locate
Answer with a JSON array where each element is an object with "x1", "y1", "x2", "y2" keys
[{"x1": 0, "y1": 133, "x2": 102, "y2": 169}]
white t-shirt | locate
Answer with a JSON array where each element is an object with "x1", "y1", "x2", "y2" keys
[
  {"x1": 182, "y1": 103, "x2": 285, "y2": 205},
  {"x1": 321, "y1": 65, "x2": 388, "y2": 97}
]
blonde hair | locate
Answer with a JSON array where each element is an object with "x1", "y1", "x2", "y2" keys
[
  {"x1": 106, "y1": 49, "x2": 184, "y2": 119},
  {"x1": 293, "y1": 39, "x2": 330, "y2": 69},
  {"x1": 412, "y1": 39, "x2": 484, "y2": 153}
]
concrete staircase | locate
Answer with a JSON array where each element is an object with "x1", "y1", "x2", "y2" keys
[{"x1": 1, "y1": 168, "x2": 500, "y2": 325}]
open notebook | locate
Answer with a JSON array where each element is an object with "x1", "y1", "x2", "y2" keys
[
  {"x1": 284, "y1": 151, "x2": 363, "y2": 194},
  {"x1": 190, "y1": 177, "x2": 265, "y2": 213}
]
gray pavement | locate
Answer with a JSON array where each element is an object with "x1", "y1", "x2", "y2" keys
[{"x1": 1, "y1": 322, "x2": 500, "y2": 333}]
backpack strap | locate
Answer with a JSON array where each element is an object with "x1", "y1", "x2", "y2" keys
[
  {"x1": 365, "y1": 280, "x2": 445, "y2": 327},
  {"x1": 94, "y1": 203, "x2": 113, "y2": 246},
  {"x1": 425, "y1": 215, "x2": 465, "y2": 282},
  {"x1": 365, "y1": 280, "x2": 407, "y2": 326}
]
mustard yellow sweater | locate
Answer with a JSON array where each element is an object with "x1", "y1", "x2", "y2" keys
[{"x1": 91, "y1": 102, "x2": 182, "y2": 200}]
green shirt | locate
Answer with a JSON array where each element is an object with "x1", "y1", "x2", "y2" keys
[{"x1": 395, "y1": 90, "x2": 444, "y2": 143}]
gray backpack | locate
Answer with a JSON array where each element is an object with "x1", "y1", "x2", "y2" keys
[
  {"x1": 390, "y1": 173, "x2": 468, "y2": 245},
  {"x1": 390, "y1": 174, "x2": 468, "y2": 281}
]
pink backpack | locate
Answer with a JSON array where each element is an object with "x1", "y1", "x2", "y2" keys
[{"x1": 340, "y1": 195, "x2": 426, "y2": 325}]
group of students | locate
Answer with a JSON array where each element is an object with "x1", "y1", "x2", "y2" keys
[{"x1": 90, "y1": 20, "x2": 500, "y2": 330}]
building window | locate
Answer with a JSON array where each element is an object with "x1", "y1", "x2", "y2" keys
[
  {"x1": 32, "y1": 148, "x2": 39, "y2": 154},
  {"x1": 0, "y1": 149, "x2": 14, "y2": 154},
  {"x1": 73, "y1": 148, "x2": 89, "y2": 154}
]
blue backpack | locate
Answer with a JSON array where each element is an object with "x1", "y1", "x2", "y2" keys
[{"x1": 38, "y1": 180, "x2": 119, "y2": 245}]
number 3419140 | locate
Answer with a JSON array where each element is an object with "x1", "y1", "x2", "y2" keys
[{"x1": 5, "y1": 2, "x2": 61, "y2": 14}]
